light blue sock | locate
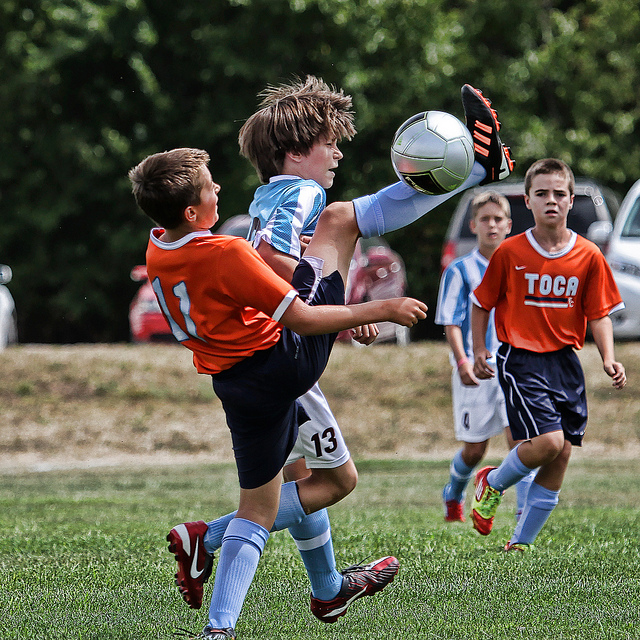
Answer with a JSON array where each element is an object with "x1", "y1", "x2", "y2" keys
[
  {"x1": 208, "y1": 517, "x2": 269, "y2": 630},
  {"x1": 514, "y1": 469, "x2": 537, "y2": 521},
  {"x1": 204, "y1": 481, "x2": 304, "y2": 554},
  {"x1": 487, "y1": 444, "x2": 534, "y2": 492},
  {"x1": 288, "y1": 508, "x2": 344, "y2": 601},
  {"x1": 509, "y1": 482, "x2": 559, "y2": 545},
  {"x1": 353, "y1": 162, "x2": 486, "y2": 238},
  {"x1": 444, "y1": 449, "x2": 475, "y2": 502}
]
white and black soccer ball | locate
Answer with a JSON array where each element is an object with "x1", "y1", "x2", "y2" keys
[{"x1": 390, "y1": 111, "x2": 474, "y2": 195}]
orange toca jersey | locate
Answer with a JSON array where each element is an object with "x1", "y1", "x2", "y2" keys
[
  {"x1": 146, "y1": 229, "x2": 298, "y2": 374},
  {"x1": 472, "y1": 230, "x2": 624, "y2": 352}
]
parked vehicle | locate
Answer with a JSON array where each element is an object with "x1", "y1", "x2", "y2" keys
[
  {"x1": 336, "y1": 237, "x2": 410, "y2": 345},
  {"x1": 129, "y1": 264, "x2": 173, "y2": 343},
  {"x1": 594, "y1": 179, "x2": 640, "y2": 339},
  {"x1": 0, "y1": 264, "x2": 18, "y2": 349},
  {"x1": 129, "y1": 215, "x2": 410, "y2": 345},
  {"x1": 440, "y1": 179, "x2": 618, "y2": 271}
]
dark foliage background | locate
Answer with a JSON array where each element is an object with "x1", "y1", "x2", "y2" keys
[{"x1": 2, "y1": 0, "x2": 638, "y2": 342}]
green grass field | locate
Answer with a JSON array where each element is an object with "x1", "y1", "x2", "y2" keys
[{"x1": 2, "y1": 458, "x2": 639, "y2": 640}]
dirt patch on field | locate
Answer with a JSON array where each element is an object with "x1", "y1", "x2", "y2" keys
[{"x1": 1, "y1": 342, "x2": 638, "y2": 473}]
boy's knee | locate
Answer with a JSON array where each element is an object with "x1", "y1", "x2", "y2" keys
[
  {"x1": 320, "y1": 201, "x2": 359, "y2": 233},
  {"x1": 534, "y1": 431, "x2": 566, "y2": 463},
  {"x1": 462, "y1": 441, "x2": 488, "y2": 467},
  {"x1": 320, "y1": 463, "x2": 358, "y2": 500}
]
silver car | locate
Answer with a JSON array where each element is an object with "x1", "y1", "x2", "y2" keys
[
  {"x1": 603, "y1": 179, "x2": 640, "y2": 339},
  {"x1": 441, "y1": 180, "x2": 617, "y2": 271},
  {"x1": 0, "y1": 264, "x2": 17, "y2": 349}
]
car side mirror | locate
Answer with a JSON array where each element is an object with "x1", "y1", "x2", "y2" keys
[
  {"x1": 0, "y1": 264, "x2": 12, "y2": 285},
  {"x1": 587, "y1": 221, "x2": 613, "y2": 248}
]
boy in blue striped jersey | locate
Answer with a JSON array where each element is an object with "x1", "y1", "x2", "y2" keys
[
  {"x1": 436, "y1": 191, "x2": 535, "y2": 523},
  {"x1": 166, "y1": 78, "x2": 515, "y2": 638},
  {"x1": 234, "y1": 79, "x2": 511, "y2": 620}
]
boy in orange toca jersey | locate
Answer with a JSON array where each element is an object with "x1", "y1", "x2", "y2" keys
[{"x1": 470, "y1": 158, "x2": 626, "y2": 551}]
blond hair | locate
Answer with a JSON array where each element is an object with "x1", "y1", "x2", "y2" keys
[{"x1": 471, "y1": 191, "x2": 511, "y2": 219}]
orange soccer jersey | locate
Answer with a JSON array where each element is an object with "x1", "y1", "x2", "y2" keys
[
  {"x1": 472, "y1": 230, "x2": 624, "y2": 352},
  {"x1": 146, "y1": 229, "x2": 298, "y2": 374}
]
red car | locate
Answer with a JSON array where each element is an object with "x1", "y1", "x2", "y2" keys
[
  {"x1": 129, "y1": 216, "x2": 410, "y2": 345},
  {"x1": 129, "y1": 264, "x2": 174, "y2": 343},
  {"x1": 336, "y1": 237, "x2": 410, "y2": 345}
]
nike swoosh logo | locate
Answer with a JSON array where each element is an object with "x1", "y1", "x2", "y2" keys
[
  {"x1": 515, "y1": 265, "x2": 526, "y2": 270},
  {"x1": 322, "y1": 588, "x2": 367, "y2": 618},
  {"x1": 190, "y1": 537, "x2": 205, "y2": 579}
]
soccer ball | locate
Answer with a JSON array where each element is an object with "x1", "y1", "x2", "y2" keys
[{"x1": 390, "y1": 111, "x2": 474, "y2": 195}]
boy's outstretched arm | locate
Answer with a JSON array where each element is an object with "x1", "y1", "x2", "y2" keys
[
  {"x1": 589, "y1": 315, "x2": 627, "y2": 389},
  {"x1": 471, "y1": 303, "x2": 494, "y2": 379},
  {"x1": 280, "y1": 296, "x2": 427, "y2": 337}
]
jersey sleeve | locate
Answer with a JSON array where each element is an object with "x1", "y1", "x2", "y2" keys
[
  {"x1": 582, "y1": 249, "x2": 624, "y2": 320},
  {"x1": 256, "y1": 183, "x2": 325, "y2": 259},
  {"x1": 472, "y1": 246, "x2": 507, "y2": 311},
  {"x1": 435, "y1": 264, "x2": 467, "y2": 326},
  {"x1": 217, "y1": 238, "x2": 297, "y2": 319}
]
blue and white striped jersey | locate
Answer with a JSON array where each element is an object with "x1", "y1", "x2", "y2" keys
[
  {"x1": 248, "y1": 175, "x2": 326, "y2": 259},
  {"x1": 435, "y1": 248, "x2": 500, "y2": 364}
]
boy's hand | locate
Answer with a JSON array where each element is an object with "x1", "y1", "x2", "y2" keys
[
  {"x1": 387, "y1": 298, "x2": 428, "y2": 327},
  {"x1": 604, "y1": 360, "x2": 627, "y2": 389},
  {"x1": 350, "y1": 323, "x2": 379, "y2": 346},
  {"x1": 300, "y1": 235, "x2": 312, "y2": 256},
  {"x1": 473, "y1": 350, "x2": 495, "y2": 379},
  {"x1": 458, "y1": 361, "x2": 480, "y2": 386}
]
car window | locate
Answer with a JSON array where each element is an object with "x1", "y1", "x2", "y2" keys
[
  {"x1": 459, "y1": 194, "x2": 599, "y2": 239},
  {"x1": 621, "y1": 197, "x2": 640, "y2": 238}
]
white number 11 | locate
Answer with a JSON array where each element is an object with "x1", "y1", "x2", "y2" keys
[{"x1": 151, "y1": 277, "x2": 202, "y2": 342}]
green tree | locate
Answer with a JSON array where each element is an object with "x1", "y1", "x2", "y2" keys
[{"x1": 1, "y1": 0, "x2": 638, "y2": 342}]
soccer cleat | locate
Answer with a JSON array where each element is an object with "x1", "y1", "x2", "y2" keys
[
  {"x1": 167, "y1": 520, "x2": 214, "y2": 610},
  {"x1": 310, "y1": 556, "x2": 400, "y2": 623},
  {"x1": 461, "y1": 84, "x2": 514, "y2": 185},
  {"x1": 201, "y1": 627, "x2": 236, "y2": 639},
  {"x1": 504, "y1": 541, "x2": 533, "y2": 553},
  {"x1": 470, "y1": 466, "x2": 503, "y2": 535},
  {"x1": 172, "y1": 627, "x2": 236, "y2": 640},
  {"x1": 444, "y1": 499, "x2": 466, "y2": 522},
  {"x1": 443, "y1": 485, "x2": 465, "y2": 522}
]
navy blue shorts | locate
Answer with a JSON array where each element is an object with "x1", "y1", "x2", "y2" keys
[
  {"x1": 211, "y1": 259, "x2": 345, "y2": 489},
  {"x1": 496, "y1": 343, "x2": 588, "y2": 446}
]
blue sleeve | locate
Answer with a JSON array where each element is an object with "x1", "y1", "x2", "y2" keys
[{"x1": 435, "y1": 264, "x2": 469, "y2": 327}]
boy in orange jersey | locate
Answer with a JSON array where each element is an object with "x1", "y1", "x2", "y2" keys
[
  {"x1": 436, "y1": 191, "x2": 536, "y2": 524},
  {"x1": 470, "y1": 158, "x2": 627, "y2": 551},
  {"x1": 129, "y1": 148, "x2": 427, "y2": 639}
]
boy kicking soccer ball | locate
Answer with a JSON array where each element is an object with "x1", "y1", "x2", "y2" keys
[
  {"x1": 130, "y1": 81, "x2": 514, "y2": 638},
  {"x1": 470, "y1": 158, "x2": 626, "y2": 551},
  {"x1": 193, "y1": 79, "x2": 514, "y2": 626}
]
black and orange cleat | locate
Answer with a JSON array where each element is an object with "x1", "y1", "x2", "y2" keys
[{"x1": 461, "y1": 84, "x2": 514, "y2": 185}]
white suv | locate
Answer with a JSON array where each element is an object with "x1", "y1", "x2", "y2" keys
[
  {"x1": 599, "y1": 179, "x2": 640, "y2": 339},
  {"x1": 0, "y1": 264, "x2": 17, "y2": 349}
]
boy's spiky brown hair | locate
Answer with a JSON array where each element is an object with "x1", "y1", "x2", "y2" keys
[{"x1": 239, "y1": 75, "x2": 356, "y2": 183}]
